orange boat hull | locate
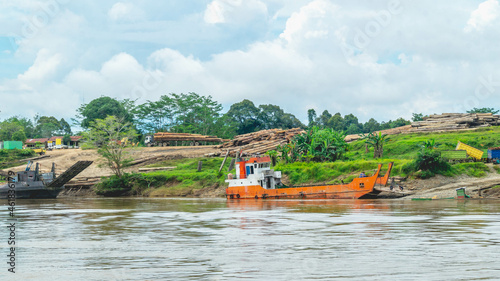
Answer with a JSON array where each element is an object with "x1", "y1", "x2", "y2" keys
[{"x1": 226, "y1": 163, "x2": 393, "y2": 200}]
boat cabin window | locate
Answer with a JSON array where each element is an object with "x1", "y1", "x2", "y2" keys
[{"x1": 246, "y1": 165, "x2": 254, "y2": 175}]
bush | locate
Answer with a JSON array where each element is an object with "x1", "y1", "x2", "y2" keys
[{"x1": 411, "y1": 149, "x2": 450, "y2": 178}]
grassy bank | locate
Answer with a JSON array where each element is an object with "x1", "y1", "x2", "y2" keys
[
  {"x1": 95, "y1": 157, "x2": 229, "y2": 196},
  {"x1": 347, "y1": 127, "x2": 500, "y2": 160},
  {"x1": 0, "y1": 149, "x2": 36, "y2": 169}
]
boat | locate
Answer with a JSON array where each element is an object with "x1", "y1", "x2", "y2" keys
[
  {"x1": 0, "y1": 160, "x2": 93, "y2": 199},
  {"x1": 225, "y1": 155, "x2": 393, "y2": 199}
]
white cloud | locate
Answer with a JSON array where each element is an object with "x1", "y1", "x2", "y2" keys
[
  {"x1": 108, "y1": 2, "x2": 144, "y2": 22},
  {"x1": 18, "y1": 48, "x2": 63, "y2": 83},
  {"x1": 465, "y1": 0, "x2": 500, "y2": 32},
  {"x1": 204, "y1": 0, "x2": 268, "y2": 24}
]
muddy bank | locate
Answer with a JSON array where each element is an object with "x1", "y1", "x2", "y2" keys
[
  {"x1": 58, "y1": 183, "x2": 227, "y2": 198},
  {"x1": 400, "y1": 172, "x2": 500, "y2": 199}
]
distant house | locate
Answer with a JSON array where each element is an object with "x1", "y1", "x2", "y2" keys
[
  {"x1": 25, "y1": 136, "x2": 82, "y2": 149},
  {"x1": 48, "y1": 136, "x2": 63, "y2": 149},
  {"x1": 25, "y1": 138, "x2": 49, "y2": 148},
  {"x1": 70, "y1": 136, "x2": 82, "y2": 147}
]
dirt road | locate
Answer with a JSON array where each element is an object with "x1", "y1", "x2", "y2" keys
[{"x1": 3, "y1": 146, "x2": 220, "y2": 178}]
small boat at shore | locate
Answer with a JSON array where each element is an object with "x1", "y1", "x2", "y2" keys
[
  {"x1": 225, "y1": 155, "x2": 393, "y2": 199},
  {"x1": 0, "y1": 160, "x2": 93, "y2": 199}
]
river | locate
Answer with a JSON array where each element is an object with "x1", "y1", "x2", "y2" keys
[{"x1": 1, "y1": 198, "x2": 500, "y2": 280}]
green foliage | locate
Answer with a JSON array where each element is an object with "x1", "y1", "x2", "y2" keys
[
  {"x1": 0, "y1": 149, "x2": 36, "y2": 169},
  {"x1": 12, "y1": 130, "x2": 27, "y2": 142},
  {"x1": 77, "y1": 96, "x2": 133, "y2": 129},
  {"x1": 449, "y1": 163, "x2": 489, "y2": 177},
  {"x1": 360, "y1": 132, "x2": 389, "y2": 158},
  {"x1": 411, "y1": 149, "x2": 450, "y2": 178},
  {"x1": 467, "y1": 107, "x2": 499, "y2": 114},
  {"x1": 63, "y1": 135, "x2": 71, "y2": 145},
  {"x1": 412, "y1": 113, "x2": 424, "y2": 122},
  {"x1": 347, "y1": 127, "x2": 500, "y2": 160},
  {"x1": 33, "y1": 115, "x2": 71, "y2": 138},
  {"x1": 226, "y1": 99, "x2": 304, "y2": 135},
  {"x1": 277, "y1": 127, "x2": 348, "y2": 163},
  {"x1": 0, "y1": 119, "x2": 25, "y2": 141},
  {"x1": 83, "y1": 116, "x2": 138, "y2": 177},
  {"x1": 275, "y1": 159, "x2": 410, "y2": 185},
  {"x1": 96, "y1": 157, "x2": 229, "y2": 196}
]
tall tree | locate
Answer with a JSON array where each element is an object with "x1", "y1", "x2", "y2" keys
[
  {"x1": 76, "y1": 96, "x2": 133, "y2": 129},
  {"x1": 83, "y1": 116, "x2": 137, "y2": 178},
  {"x1": 317, "y1": 110, "x2": 332, "y2": 128},
  {"x1": 328, "y1": 113, "x2": 344, "y2": 131},
  {"x1": 307, "y1": 109, "x2": 317, "y2": 128},
  {"x1": 225, "y1": 99, "x2": 262, "y2": 135},
  {"x1": 363, "y1": 118, "x2": 381, "y2": 133},
  {"x1": 171, "y1": 92, "x2": 223, "y2": 135},
  {"x1": 258, "y1": 104, "x2": 303, "y2": 130}
]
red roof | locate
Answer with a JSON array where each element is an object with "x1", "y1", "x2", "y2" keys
[
  {"x1": 70, "y1": 136, "x2": 82, "y2": 141},
  {"x1": 48, "y1": 136, "x2": 63, "y2": 141},
  {"x1": 25, "y1": 138, "x2": 49, "y2": 144}
]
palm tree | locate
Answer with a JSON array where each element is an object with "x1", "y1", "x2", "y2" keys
[{"x1": 360, "y1": 132, "x2": 389, "y2": 158}]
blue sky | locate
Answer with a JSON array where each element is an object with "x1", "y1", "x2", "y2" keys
[{"x1": 1, "y1": 0, "x2": 499, "y2": 124}]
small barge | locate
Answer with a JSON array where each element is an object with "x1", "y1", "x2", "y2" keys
[
  {"x1": 0, "y1": 160, "x2": 93, "y2": 199},
  {"x1": 226, "y1": 155, "x2": 393, "y2": 199}
]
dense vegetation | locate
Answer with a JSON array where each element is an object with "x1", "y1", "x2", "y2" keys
[
  {"x1": 95, "y1": 157, "x2": 228, "y2": 196},
  {"x1": 0, "y1": 149, "x2": 36, "y2": 169}
]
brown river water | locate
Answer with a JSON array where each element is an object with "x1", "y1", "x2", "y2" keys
[{"x1": 1, "y1": 198, "x2": 500, "y2": 280}]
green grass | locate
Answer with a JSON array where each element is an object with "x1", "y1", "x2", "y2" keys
[
  {"x1": 96, "y1": 157, "x2": 232, "y2": 196},
  {"x1": 0, "y1": 149, "x2": 36, "y2": 169},
  {"x1": 275, "y1": 159, "x2": 411, "y2": 185},
  {"x1": 347, "y1": 127, "x2": 500, "y2": 160},
  {"x1": 493, "y1": 166, "x2": 500, "y2": 174}
]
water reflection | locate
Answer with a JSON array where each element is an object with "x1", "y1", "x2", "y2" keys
[{"x1": 1, "y1": 198, "x2": 499, "y2": 281}]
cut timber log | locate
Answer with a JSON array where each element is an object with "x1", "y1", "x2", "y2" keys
[{"x1": 138, "y1": 167, "x2": 176, "y2": 172}]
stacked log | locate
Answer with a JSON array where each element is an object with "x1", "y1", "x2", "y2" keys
[
  {"x1": 154, "y1": 132, "x2": 224, "y2": 143},
  {"x1": 410, "y1": 113, "x2": 500, "y2": 132},
  {"x1": 65, "y1": 176, "x2": 101, "y2": 187},
  {"x1": 212, "y1": 128, "x2": 305, "y2": 157}
]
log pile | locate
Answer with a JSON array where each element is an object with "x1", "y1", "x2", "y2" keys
[
  {"x1": 154, "y1": 132, "x2": 225, "y2": 143},
  {"x1": 410, "y1": 113, "x2": 500, "y2": 132},
  {"x1": 65, "y1": 176, "x2": 101, "y2": 187},
  {"x1": 211, "y1": 128, "x2": 305, "y2": 157}
]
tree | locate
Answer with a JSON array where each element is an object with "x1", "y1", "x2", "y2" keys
[
  {"x1": 317, "y1": 110, "x2": 332, "y2": 128},
  {"x1": 466, "y1": 107, "x2": 499, "y2": 114},
  {"x1": 63, "y1": 135, "x2": 71, "y2": 145},
  {"x1": 307, "y1": 109, "x2": 317, "y2": 128},
  {"x1": 83, "y1": 116, "x2": 137, "y2": 178},
  {"x1": 343, "y1": 114, "x2": 360, "y2": 130},
  {"x1": 134, "y1": 95, "x2": 175, "y2": 133},
  {"x1": 258, "y1": 104, "x2": 304, "y2": 130},
  {"x1": 225, "y1": 99, "x2": 262, "y2": 135},
  {"x1": 363, "y1": 118, "x2": 381, "y2": 133},
  {"x1": 361, "y1": 132, "x2": 389, "y2": 158},
  {"x1": 0, "y1": 119, "x2": 25, "y2": 141},
  {"x1": 12, "y1": 130, "x2": 27, "y2": 142},
  {"x1": 328, "y1": 113, "x2": 344, "y2": 131},
  {"x1": 34, "y1": 115, "x2": 63, "y2": 137},
  {"x1": 77, "y1": 96, "x2": 133, "y2": 129},
  {"x1": 59, "y1": 118, "x2": 72, "y2": 135},
  {"x1": 170, "y1": 93, "x2": 224, "y2": 136},
  {"x1": 412, "y1": 113, "x2": 424, "y2": 122}
]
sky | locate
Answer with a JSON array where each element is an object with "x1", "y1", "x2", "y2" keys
[{"x1": 1, "y1": 0, "x2": 500, "y2": 125}]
